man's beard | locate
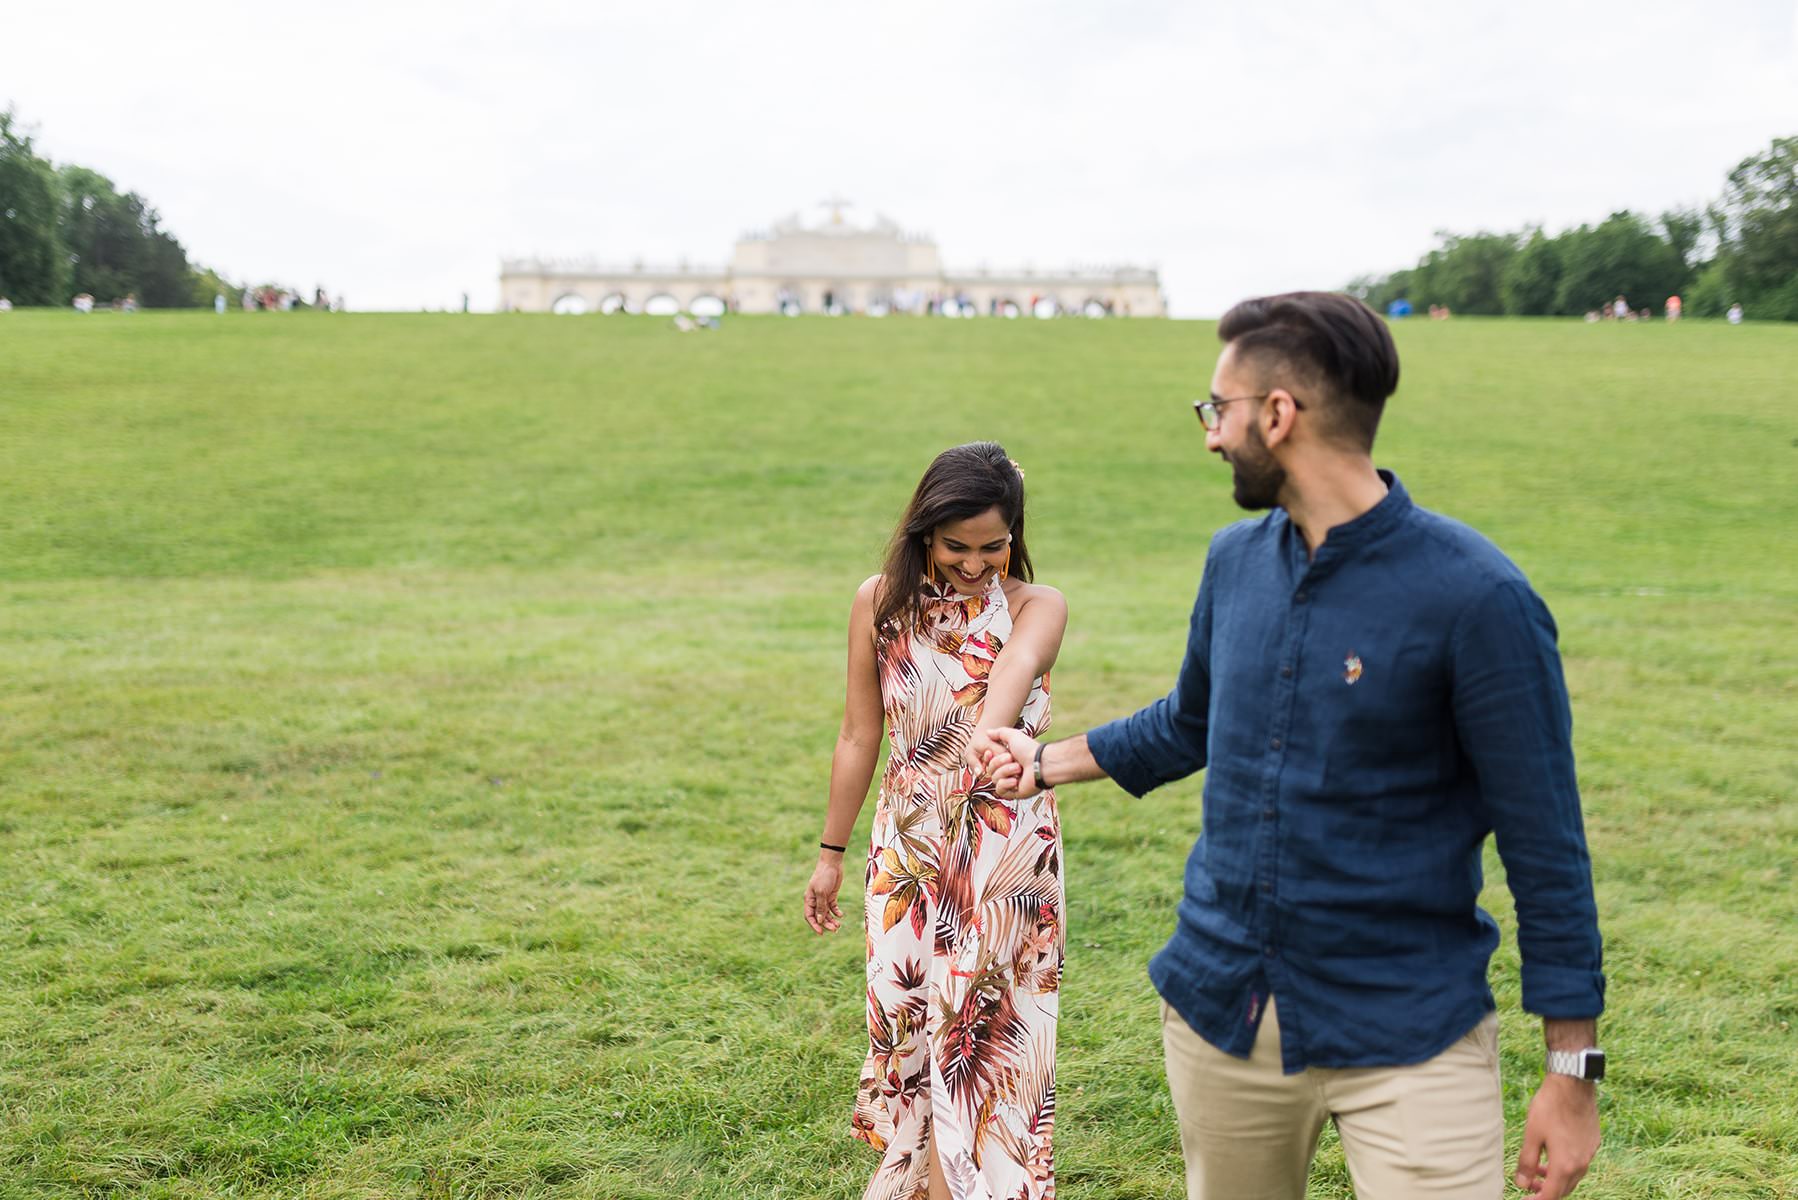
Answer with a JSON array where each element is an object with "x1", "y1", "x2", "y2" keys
[{"x1": 1228, "y1": 423, "x2": 1287, "y2": 510}]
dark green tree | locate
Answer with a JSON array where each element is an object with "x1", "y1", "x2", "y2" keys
[
  {"x1": 1418, "y1": 231, "x2": 1519, "y2": 314},
  {"x1": 1660, "y1": 207, "x2": 1705, "y2": 269},
  {"x1": 1551, "y1": 212, "x2": 1688, "y2": 316},
  {"x1": 1500, "y1": 228, "x2": 1563, "y2": 314},
  {"x1": 1704, "y1": 136, "x2": 1798, "y2": 320},
  {"x1": 57, "y1": 165, "x2": 199, "y2": 306},
  {"x1": 0, "y1": 108, "x2": 69, "y2": 305}
]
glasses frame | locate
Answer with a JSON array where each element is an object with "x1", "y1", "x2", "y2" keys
[{"x1": 1193, "y1": 392, "x2": 1305, "y2": 431}]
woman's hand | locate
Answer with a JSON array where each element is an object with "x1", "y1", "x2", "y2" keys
[
  {"x1": 804, "y1": 856, "x2": 846, "y2": 935},
  {"x1": 969, "y1": 727, "x2": 1042, "y2": 800},
  {"x1": 963, "y1": 738, "x2": 993, "y2": 777}
]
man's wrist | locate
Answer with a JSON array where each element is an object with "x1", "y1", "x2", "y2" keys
[
  {"x1": 1542, "y1": 1018, "x2": 1599, "y2": 1051},
  {"x1": 1545, "y1": 1047, "x2": 1606, "y2": 1082}
]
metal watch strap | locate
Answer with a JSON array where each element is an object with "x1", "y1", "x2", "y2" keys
[
  {"x1": 1032, "y1": 742, "x2": 1047, "y2": 791},
  {"x1": 1545, "y1": 1048, "x2": 1605, "y2": 1081}
]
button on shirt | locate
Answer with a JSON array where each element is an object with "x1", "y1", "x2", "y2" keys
[{"x1": 1087, "y1": 472, "x2": 1604, "y2": 1072}]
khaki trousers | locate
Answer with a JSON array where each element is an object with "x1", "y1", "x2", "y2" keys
[{"x1": 1160, "y1": 996, "x2": 1503, "y2": 1200}]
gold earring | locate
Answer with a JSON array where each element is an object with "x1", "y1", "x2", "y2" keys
[
  {"x1": 924, "y1": 541, "x2": 936, "y2": 585},
  {"x1": 1000, "y1": 546, "x2": 1011, "y2": 582}
]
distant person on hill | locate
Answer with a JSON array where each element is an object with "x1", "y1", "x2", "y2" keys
[
  {"x1": 1665, "y1": 295, "x2": 1682, "y2": 322},
  {"x1": 805, "y1": 443, "x2": 1069, "y2": 1200},
  {"x1": 1612, "y1": 295, "x2": 1629, "y2": 320},
  {"x1": 214, "y1": 293, "x2": 227, "y2": 315},
  {"x1": 1727, "y1": 302, "x2": 1744, "y2": 324},
  {"x1": 971, "y1": 292, "x2": 1606, "y2": 1200},
  {"x1": 0, "y1": 297, "x2": 12, "y2": 312}
]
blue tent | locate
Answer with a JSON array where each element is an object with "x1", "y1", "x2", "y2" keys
[{"x1": 1387, "y1": 298, "x2": 1413, "y2": 318}]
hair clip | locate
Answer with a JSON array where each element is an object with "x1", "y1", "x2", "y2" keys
[{"x1": 1008, "y1": 458, "x2": 1026, "y2": 479}]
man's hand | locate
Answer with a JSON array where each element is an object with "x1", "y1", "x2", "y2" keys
[
  {"x1": 1514, "y1": 1074, "x2": 1600, "y2": 1197},
  {"x1": 968, "y1": 728, "x2": 1042, "y2": 800}
]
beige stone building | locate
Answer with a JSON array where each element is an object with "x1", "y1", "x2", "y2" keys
[{"x1": 500, "y1": 202, "x2": 1165, "y2": 318}]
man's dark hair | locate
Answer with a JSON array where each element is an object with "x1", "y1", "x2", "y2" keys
[{"x1": 1217, "y1": 292, "x2": 1400, "y2": 449}]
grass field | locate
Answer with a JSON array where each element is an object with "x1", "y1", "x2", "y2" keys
[{"x1": 1, "y1": 309, "x2": 1794, "y2": 1199}]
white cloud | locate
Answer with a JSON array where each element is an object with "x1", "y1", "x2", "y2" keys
[{"x1": 3, "y1": 0, "x2": 1793, "y2": 314}]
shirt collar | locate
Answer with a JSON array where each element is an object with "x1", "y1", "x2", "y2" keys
[
  {"x1": 1275, "y1": 469, "x2": 1412, "y2": 569},
  {"x1": 1326, "y1": 469, "x2": 1411, "y2": 550}
]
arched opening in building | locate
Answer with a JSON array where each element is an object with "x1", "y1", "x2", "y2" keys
[
  {"x1": 644, "y1": 294, "x2": 680, "y2": 316},
  {"x1": 552, "y1": 294, "x2": 589, "y2": 315},
  {"x1": 1082, "y1": 298, "x2": 1111, "y2": 318},
  {"x1": 1033, "y1": 297, "x2": 1060, "y2": 319},
  {"x1": 689, "y1": 294, "x2": 726, "y2": 318},
  {"x1": 599, "y1": 293, "x2": 630, "y2": 315}
]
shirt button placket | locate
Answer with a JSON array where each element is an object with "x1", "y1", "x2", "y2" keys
[{"x1": 1258, "y1": 580, "x2": 1313, "y2": 981}]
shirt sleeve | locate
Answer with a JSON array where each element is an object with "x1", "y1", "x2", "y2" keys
[
  {"x1": 1451, "y1": 578, "x2": 1606, "y2": 1019},
  {"x1": 1087, "y1": 543, "x2": 1217, "y2": 798}
]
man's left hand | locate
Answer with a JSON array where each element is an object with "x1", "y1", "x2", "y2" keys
[{"x1": 1514, "y1": 1074, "x2": 1600, "y2": 1197}]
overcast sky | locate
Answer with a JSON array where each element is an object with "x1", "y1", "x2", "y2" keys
[{"x1": 5, "y1": 1, "x2": 1794, "y2": 316}]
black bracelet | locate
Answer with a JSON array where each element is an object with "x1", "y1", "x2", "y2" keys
[
  {"x1": 1033, "y1": 742, "x2": 1048, "y2": 791},
  {"x1": 820, "y1": 841, "x2": 847, "y2": 853}
]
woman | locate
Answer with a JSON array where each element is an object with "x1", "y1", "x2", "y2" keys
[{"x1": 804, "y1": 442, "x2": 1068, "y2": 1200}]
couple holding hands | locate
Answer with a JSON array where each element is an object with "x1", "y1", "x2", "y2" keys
[{"x1": 804, "y1": 292, "x2": 1606, "y2": 1200}]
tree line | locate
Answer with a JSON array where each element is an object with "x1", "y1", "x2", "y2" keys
[
  {"x1": 1350, "y1": 136, "x2": 1797, "y2": 320},
  {"x1": 0, "y1": 108, "x2": 241, "y2": 308}
]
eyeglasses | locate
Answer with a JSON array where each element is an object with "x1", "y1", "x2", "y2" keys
[{"x1": 1192, "y1": 392, "x2": 1305, "y2": 431}]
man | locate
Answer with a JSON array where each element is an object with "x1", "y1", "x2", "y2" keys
[{"x1": 972, "y1": 292, "x2": 1604, "y2": 1200}]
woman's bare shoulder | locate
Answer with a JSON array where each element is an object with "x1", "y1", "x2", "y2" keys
[
  {"x1": 1003, "y1": 579, "x2": 1067, "y2": 616},
  {"x1": 851, "y1": 575, "x2": 884, "y2": 623}
]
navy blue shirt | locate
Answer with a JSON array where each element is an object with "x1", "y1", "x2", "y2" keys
[{"x1": 1088, "y1": 472, "x2": 1604, "y2": 1072}]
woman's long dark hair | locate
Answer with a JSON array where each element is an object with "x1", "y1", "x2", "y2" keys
[{"x1": 873, "y1": 441, "x2": 1033, "y2": 636}]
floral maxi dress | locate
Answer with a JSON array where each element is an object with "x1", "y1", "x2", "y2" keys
[{"x1": 852, "y1": 576, "x2": 1064, "y2": 1200}]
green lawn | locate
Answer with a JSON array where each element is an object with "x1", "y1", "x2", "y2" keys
[{"x1": 0, "y1": 309, "x2": 1793, "y2": 1198}]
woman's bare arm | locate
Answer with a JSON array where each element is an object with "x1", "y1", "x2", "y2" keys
[
  {"x1": 974, "y1": 584, "x2": 1068, "y2": 735},
  {"x1": 805, "y1": 577, "x2": 886, "y2": 933}
]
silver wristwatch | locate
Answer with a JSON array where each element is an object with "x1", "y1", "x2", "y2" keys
[{"x1": 1545, "y1": 1048, "x2": 1605, "y2": 1081}]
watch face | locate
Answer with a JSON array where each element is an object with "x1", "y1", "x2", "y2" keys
[{"x1": 1585, "y1": 1050, "x2": 1606, "y2": 1081}]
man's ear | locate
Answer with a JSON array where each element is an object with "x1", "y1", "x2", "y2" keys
[{"x1": 1262, "y1": 389, "x2": 1300, "y2": 448}]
